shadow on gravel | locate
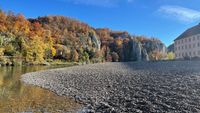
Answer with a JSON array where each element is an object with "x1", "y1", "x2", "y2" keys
[
  {"x1": 116, "y1": 61, "x2": 200, "y2": 113},
  {"x1": 122, "y1": 60, "x2": 200, "y2": 73}
]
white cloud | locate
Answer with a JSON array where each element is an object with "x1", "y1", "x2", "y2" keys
[
  {"x1": 61, "y1": 0, "x2": 133, "y2": 7},
  {"x1": 159, "y1": 5, "x2": 200, "y2": 23}
]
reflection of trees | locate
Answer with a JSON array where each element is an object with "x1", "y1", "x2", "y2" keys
[
  {"x1": 0, "y1": 66, "x2": 80, "y2": 112},
  {"x1": 0, "y1": 76, "x2": 3, "y2": 86},
  {"x1": 0, "y1": 66, "x2": 47, "y2": 96},
  {"x1": 0, "y1": 66, "x2": 24, "y2": 98},
  {"x1": 0, "y1": 86, "x2": 80, "y2": 112}
]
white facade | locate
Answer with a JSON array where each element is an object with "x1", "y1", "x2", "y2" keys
[{"x1": 174, "y1": 34, "x2": 200, "y2": 59}]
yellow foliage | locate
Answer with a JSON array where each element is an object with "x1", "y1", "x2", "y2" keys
[
  {"x1": 167, "y1": 52, "x2": 175, "y2": 60},
  {"x1": 24, "y1": 36, "x2": 45, "y2": 63},
  {"x1": 0, "y1": 48, "x2": 4, "y2": 56},
  {"x1": 115, "y1": 38, "x2": 123, "y2": 47},
  {"x1": 51, "y1": 47, "x2": 56, "y2": 57}
]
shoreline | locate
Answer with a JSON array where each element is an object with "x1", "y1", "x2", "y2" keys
[{"x1": 21, "y1": 61, "x2": 200, "y2": 112}]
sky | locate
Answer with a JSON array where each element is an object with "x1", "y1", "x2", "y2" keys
[{"x1": 1, "y1": 0, "x2": 200, "y2": 46}]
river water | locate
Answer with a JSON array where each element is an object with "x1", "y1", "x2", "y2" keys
[{"x1": 0, "y1": 65, "x2": 80, "y2": 113}]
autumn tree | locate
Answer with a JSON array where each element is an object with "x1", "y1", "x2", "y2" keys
[
  {"x1": 71, "y1": 49, "x2": 79, "y2": 62},
  {"x1": 23, "y1": 36, "x2": 45, "y2": 63},
  {"x1": 4, "y1": 44, "x2": 15, "y2": 56},
  {"x1": 0, "y1": 48, "x2": 4, "y2": 56},
  {"x1": 149, "y1": 51, "x2": 163, "y2": 61},
  {"x1": 44, "y1": 30, "x2": 56, "y2": 59}
]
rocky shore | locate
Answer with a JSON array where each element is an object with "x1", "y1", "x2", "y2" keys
[{"x1": 21, "y1": 61, "x2": 200, "y2": 113}]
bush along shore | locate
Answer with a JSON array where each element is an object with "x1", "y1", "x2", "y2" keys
[
  {"x1": 22, "y1": 61, "x2": 200, "y2": 113},
  {"x1": 0, "y1": 56, "x2": 81, "y2": 66}
]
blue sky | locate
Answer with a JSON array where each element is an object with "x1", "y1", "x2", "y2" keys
[{"x1": 1, "y1": 0, "x2": 200, "y2": 46}]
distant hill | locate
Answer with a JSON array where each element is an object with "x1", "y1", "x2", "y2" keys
[{"x1": 0, "y1": 10, "x2": 167, "y2": 65}]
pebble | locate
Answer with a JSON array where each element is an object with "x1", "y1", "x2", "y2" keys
[{"x1": 21, "y1": 61, "x2": 200, "y2": 113}]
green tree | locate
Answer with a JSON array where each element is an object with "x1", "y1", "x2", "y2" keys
[
  {"x1": 4, "y1": 44, "x2": 15, "y2": 56},
  {"x1": 82, "y1": 51, "x2": 90, "y2": 63}
]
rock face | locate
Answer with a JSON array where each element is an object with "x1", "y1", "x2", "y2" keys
[
  {"x1": 135, "y1": 41, "x2": 142, "y2": 61},
  {"x1": 130, "y1": 39, "x2": 142, "y2": 61},
  {"x1": 121, "y1": 38, "x2": 166, "y2": 62},
  {"x1": 142, "y1": 49, "x2": 149, "y2": 61},
  {"x1": 89, "y1": 32, "x2": 101, "y2": 51},
  {"x1": 144, "y1": 41, "x2": 167, "y2": 54},
  {"x1": 122, "y1": 38, "x2": 148, "y2": 61}
]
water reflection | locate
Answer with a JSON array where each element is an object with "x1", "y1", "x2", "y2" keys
[{"x1": 0, "y1": 66, "x2": 80, "y2": 113}]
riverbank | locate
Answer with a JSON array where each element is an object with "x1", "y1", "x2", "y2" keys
[
  {"x1": 21, "y1": 61, "x2": 200, "y2": 112},
  {"x1": 0, "y1": 56, "x2": 79, "y2": 66}
]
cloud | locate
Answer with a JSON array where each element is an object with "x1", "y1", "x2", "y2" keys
[
  {"x1": 61, "y1": 0, "x2": 133, "y2": 7},
  {"x1": 158, "y1": 5, "x2": 200, "y2": 23}
]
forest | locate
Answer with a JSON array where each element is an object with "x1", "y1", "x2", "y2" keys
[{"x1": 0, "y1": 9, "x2": 168, "y2": 66}]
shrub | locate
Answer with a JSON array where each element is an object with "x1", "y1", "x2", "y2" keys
[{"x1": 167, "y1": 52, "x2": 175, "y2": 60}]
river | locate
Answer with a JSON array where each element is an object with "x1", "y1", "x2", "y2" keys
[{"x1": 0, "y1": 65, "x2": 80, "y2": 113}]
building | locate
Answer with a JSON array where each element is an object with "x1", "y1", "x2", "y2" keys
[{"x1": 174, "y1": 24, "x2": 200, "y2": 59}]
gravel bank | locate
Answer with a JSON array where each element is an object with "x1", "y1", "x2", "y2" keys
[{"x1": 21, "y1": 61, "x2": 200, "y2": 113}]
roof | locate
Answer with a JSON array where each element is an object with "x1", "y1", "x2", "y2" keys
[{"x1": 174, "y1": 23, "x2": 200, "y2": 41}]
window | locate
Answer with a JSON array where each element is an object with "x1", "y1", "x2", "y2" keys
[
  {"x1": 185, "y1": 45, "x2": 187, "y2": 49},
  {"x1": 198, "y1": 51, "x2": 200, "y2": 55},
  {"x1": 193, "y1": 44, "x2": 196, "y2": 48},
  {"x1": 193, "y1": 51, "x2": 196, "y2": 56},
  {"x1": 189, "y1": 44, "x2": 191, "y2": 49},
  {"x1": 182, "y1": 40, "x2": 183, "y2": 43},
  {"x1": 189, "y1": 52, "x2": 191, "y2": 56},
  {"x1": 185, "y1": 38, "x2": 187, "y2": 42},
  {"x1": 182, "y1": 46, "x2": 184, "y2": 49},
  {"x1": 189, "y1": 38, "x2": 191, "y2": 42},
  {"x1": 198, "y1": 43, "x2": 200, "y2": 47},
  {"x1": 193, "y1": 37, "x2": 196, "y2": 41}
]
